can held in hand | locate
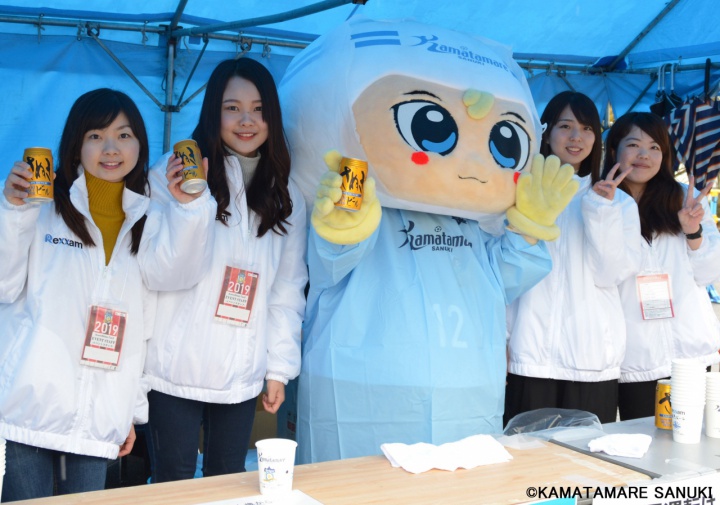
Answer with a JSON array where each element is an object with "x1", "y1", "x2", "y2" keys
[
  {"x1": 655, "y1": 379, "x2": 672, "y2": 429},
  {"x1": 23, "y1": 147, "x2": 54, "y2": 203},
  {"x1": 335, "y1": 157, "x2": 368, "y2": 212},
  {"x1": 173, "y1": 139, "x2": 207, "y2": 194}
]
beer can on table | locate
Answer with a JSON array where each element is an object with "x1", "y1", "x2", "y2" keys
[
  {"x1": 655, "y1": 379, "x2": 672, "y2": 429},
  {"x1": 173, "y1": 139, "x2": 207, "y2": 194},
  {"x1": 335, "y1": 157, "x2": 368, "y2": 212},
  {"x1": 23, "y1": 147, "x2": 54, "y2": 203}
]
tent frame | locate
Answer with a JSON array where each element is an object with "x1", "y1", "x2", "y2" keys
[{"x1": 0, "y1": 0, "x2": 716, "y2": 149}]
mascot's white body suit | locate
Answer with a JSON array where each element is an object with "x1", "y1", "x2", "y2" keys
[{"x1": 280, "y1": 17, "x2": 577, "y2": 463}]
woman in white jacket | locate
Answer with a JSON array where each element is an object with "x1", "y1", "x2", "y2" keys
[
  {"x1": 0, "y1": 89, "x2": 215, "y2": 501},
  {"x1": 506, "y1": 92, "x2": 641, "y2": 425},
  {"x1": 144, "y1": 58, "x2": 307, "y2": 482},
  {"x1": 604, "y1": 112, "x2": 720, "y2": 420}
]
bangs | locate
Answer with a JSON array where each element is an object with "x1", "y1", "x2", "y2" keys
[
  {"x1": 568, "y1": 99, "x2": 601, "y2": 130},
  {"x1": 80, "y1": 96, "x2": 124, "y2": 132}
]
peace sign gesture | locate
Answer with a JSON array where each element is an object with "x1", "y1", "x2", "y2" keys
[
  {"x1": 592, "y1": 163, "x2": 633, "y2": 200},
  {"x1": 678, "y1": 175, "x2": 714, "y2": 236}
]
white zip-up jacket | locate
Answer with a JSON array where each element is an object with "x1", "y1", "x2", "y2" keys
[
  {"x1": 620, "y1": 184, "x2": 720, "y2": 382},
  {"x1": 144, "y1": 154, "x2": 308, "y2": 404},
  {"x1": 0, "y1": 172, "x2": 216, "y2": 459},
  {"x1": 508, "y1": 176, "x2": 642, "y2": 381}
]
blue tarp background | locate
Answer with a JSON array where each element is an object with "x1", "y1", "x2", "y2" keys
[{"x1": 0, "y1": 0, "x2": 718, "y2": 176}]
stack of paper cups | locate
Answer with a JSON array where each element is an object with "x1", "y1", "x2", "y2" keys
[
  {"x1": 670, "y1": 358, "x2": 706, "y2": 444},
  {"x1": 705, "y1": 372, "x2": 720, "y2": 438},
  {"x1": 0, "y1": 437, "x2": 5, "y2": 498}
]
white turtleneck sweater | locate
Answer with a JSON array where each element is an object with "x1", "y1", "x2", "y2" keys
[{"x1": 225, "y1": 147, "x2": 260, "y2": 189}]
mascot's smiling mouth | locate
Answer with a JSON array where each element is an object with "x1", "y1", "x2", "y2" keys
[{"x1": 457, "y1": 175, "x2": 487, "y2": 183}]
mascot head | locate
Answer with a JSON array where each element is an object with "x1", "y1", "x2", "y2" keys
[{"x1": 281, "y1": 17, "x2": 540, "y2": 228}]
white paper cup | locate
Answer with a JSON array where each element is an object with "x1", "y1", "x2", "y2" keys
[
  {"x1": 707, "y1": 372, "x2": 720, "y2": 382},
  {"x1": 256, "y1": 438, "x2": 297, "y2": 495},
  {"x1": 671, "y1": 392, "x2": 706, "y2": 405},
  {"x1": 672, "y1": 402, "x2": 704, "y2": 444},
  {"x1": 705, "y1": 401, "x2": 720, "y2": 438}
]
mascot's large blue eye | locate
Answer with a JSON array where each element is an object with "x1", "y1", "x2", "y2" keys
[
  {"x1": 488, "y1": 120, "x2": 530, "y2": 170},
  {"x1": 392, "y1": 100, "x2": 458, "y2": 156}
]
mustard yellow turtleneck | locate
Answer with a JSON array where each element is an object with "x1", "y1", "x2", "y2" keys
[{"x1": 85, "y1": 170, "x2": 126, "y2": 265}]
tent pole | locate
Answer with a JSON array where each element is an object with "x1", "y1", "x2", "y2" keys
[
  {"x1": 88, "y1": 30, "x2": 163, "y2": 109},
  {"x1": 558, "y1": 74, "x2": 575, "y2": 92},
  {"x1": 170, "y1": 0, "x2": 189, "y2": 30},
  {"x1": 606, "y1": 0, "x2": 681, "y2": 71},
  {"x1": 172, "y1": 0, "x2": 354, "y2": 38},
  {"x1": 164, "y1": 39, "x2": 176, "y2": 153},
  {"x1": 623, "y1": 74, "x2": 658, "y2": 115},
  {"x1": 176, "y1": 35, "x2": 210, "y2": 106}
]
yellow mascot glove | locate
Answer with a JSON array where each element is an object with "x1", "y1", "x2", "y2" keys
[
  {"x1": 506, "y1": 154, "x2": 579, "y2": 241},
  {"x1": 311, "y1": 150, "x2": 382, "y2": 245}
]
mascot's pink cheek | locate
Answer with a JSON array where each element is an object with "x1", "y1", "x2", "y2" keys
[
  {"x1": 411, "y1": 152, "x2": 429, "y2": 165},
  {"x1": 514, "y1": 172, "x2": 520, "y2": 184}
]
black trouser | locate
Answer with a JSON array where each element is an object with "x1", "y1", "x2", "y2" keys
[
  {"x1": 617, "y1": 379, "x2": 664, "y2": 421},
  {"x1": 504, "y1": 373, "x2": 619, "y2": 427},
  {"x1": 619, "y1": 367, "x2": 711, "y2": 421},
  {"x1": 147, "y1": 390, "x2": 256, "y2": 483}
]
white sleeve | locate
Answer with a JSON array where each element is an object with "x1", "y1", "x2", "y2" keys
[
  {"x1": 687, "y1": 194, "x2": 720, "y2": 286},
  {"x1": 0, "y1": 194, "x2": 41, "y2": 302},
  {"x1": 582, "y1": 188, "x2": 642, "y2": 287},
  {"x1": 137, "y1": 156, "x2": 218, "y2": 291}
]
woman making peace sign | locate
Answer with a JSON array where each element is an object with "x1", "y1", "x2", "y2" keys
[
  {"x1": 603, "y1": 112, "x2": 720, "y2": 420},
  {"x1": 506, "y1": 92, "x2": 641, "y2": 425}
]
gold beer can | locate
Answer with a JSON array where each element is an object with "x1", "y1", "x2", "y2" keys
[
  {"x1": 655, "y1": 379, "x2": 672, "y2": 429},
  {"x1": 335, "y1": 157, "x2": 368, "y2": 212},
  {"x1": 23, "y1": 147, "x2": 54, "y2": 203},
  {"x1": 173, "y1": 139, "x2": 207, "y2": 194}
]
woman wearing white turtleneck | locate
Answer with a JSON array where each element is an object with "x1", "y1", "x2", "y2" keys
[{"x1": 144, "y1": 58, "x2": 307, "y2": 483}]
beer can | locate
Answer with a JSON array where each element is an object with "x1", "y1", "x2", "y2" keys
[
  {"x1": 655, "y1": 379, "x2": 672, "y2": 429},
  {"x1": 23, "y1": 147, "x2": 54, "y2": 203},
  {"x1": 173, "y1": 139, "x2": 207, "y2": 194},
  {"x1": 334, "y1": 157, "x2": 368, "y2": 212}
]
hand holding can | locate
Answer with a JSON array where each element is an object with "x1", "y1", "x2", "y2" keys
[
  {"x1": 334, "y1": 157, "x2": 368, "y2": 212},
  {"x1": 3, "y1": 161, "x2": 32, "y2": 206},
  {"x1": 23, "y1": 147, "x2": 54, "y2": 203},
  {"x1": 173, "y1": 139, "x2": 207, "y2": 194}
]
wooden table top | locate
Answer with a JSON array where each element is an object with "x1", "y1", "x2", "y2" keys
[{"x1": 15, "y1": 440, "x2": 651, "y2": 505}]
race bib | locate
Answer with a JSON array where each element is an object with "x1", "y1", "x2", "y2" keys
[
  {"x1": 81, "y1": 305, "x2": 128, "y2": 370},
  {"x1": 214, "y1": 266, "x2": 259, "y2": 327},
  {"x1": 636, "y1": 273, "x2": 675, "y2": 320}
]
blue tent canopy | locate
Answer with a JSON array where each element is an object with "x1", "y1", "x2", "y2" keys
[{"x1": 0, "y1": 0, "x2": 718, "y2": 176}]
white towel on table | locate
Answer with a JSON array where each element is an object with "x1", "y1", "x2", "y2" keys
[
  {"x1": 588, "y1": 433, "x2": 653, "y2": 458},
  {"x1": 380, "y1": 434, "x2": 513, "y2": 474}
]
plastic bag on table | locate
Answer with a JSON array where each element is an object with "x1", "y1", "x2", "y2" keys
[{"x1": 502, "y1": 408, "x2": 605, "y2": 443}]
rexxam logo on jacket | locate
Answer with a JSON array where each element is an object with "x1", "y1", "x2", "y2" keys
[{"x1": 44, "y1": 234, "x2": 83, "y2": 249}]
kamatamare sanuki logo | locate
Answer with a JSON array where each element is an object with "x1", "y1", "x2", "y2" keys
[
  {"x1": 351, "y1": 30, "x2": 511, "y2": 72},
  {"x1": 413, "y1": 35, "x2": 511, "y2": 71},
  {"x1": 399, "y1": 221, "x2": 472, "y2": 252}
]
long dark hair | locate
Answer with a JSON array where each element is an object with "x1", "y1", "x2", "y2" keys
[
  {"x1": 540, "y1": 91, "x2": 602, "y2": 178},
  {"x1": 192, "y1": 57, "x2": 292, "y2": 237},
  {"x1": 54, "y1": 88, "x2": 149, "y2": 254},
  {"x1": 600, "y1": 112, "x2": 682, "y2": 243}
]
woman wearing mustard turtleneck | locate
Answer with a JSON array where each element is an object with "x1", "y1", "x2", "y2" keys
[
  {"x1": 0, "y1": 88, "x2": 216, "y2": 501},
  {"x1": 86, "y1": 170, "x2": 126, "y2": 264}
]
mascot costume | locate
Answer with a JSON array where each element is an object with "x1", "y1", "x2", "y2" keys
[{"x1": 280, "y1": 17, "x2": 578, "y2": 463}]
